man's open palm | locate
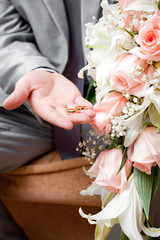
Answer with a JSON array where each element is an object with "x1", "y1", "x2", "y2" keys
[{"x1": 3, "y1": 70, "x2": 95, "y2": 129}]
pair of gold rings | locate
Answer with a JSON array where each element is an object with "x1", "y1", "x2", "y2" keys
[{"x1": 66, "y1": 106, "x2": 88, "y2": 113}]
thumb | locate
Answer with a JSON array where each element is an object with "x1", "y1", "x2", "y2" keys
[{"x1": 3, "y1": 78, "x2": 31, "y2": 110}]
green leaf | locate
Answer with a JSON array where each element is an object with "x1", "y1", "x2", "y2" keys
[
  {"x1": 86, "y1": 77, "x2": 96, "y2": 105},
  {"x1": 105, "y1": 136, "x2": 124, "y2": 151},
  {"x1": 123, "y1": 235, "x2": 130, "y2": 240},
  {"x1": 158, "y1": 1, "x2": 160, "y2": 10},
  {"x1": 125, "y1": 29, "x2": 134, "y2": 38},
  {"x1": 106, "y1": 142, "x2": 117, "y2": 151},
  {"x1": 134, "y1": 168, "x2": 155, "y2": 219},
  {"x1": 86, "y1": 45, "x2": 110, "y2": 50},
  {"x1": 149, "y1": 237, "x2": 160, "y2": 240},
  {"x1": 156, "y1": 108, "x2": 160, "y2": 133},
  {"x1": 120, "y1": 230, "x2": 123, "y2": 240},
  {"x1": 95, "y1": 224, "x2": 112, "y2": 240},
  {"x1": 86, "y1": 78, "x2": 95, "y2": 96},
  {"x1": 117, "y1": 147, "x2": 127, "y2": 175},
  {"x1": 151, "y1": 166, "x2": 160, "y2": 199},
  {"x1": 120, "y1": 230, "x2": 130, "y2": 240},
  {"x1": 143, "y1": 122, "x2": 154, "y2": 128}
]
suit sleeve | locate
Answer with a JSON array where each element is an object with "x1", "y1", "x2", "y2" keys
[{"x1": 0, "y1": 0, "x2": 55, "y2": 95}]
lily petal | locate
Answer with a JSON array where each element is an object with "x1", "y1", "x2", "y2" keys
[
  {"x1": 140, "y1": 219, "x2": 160, "y2": 237},
  {"x1": 79, "y1": 175, "x2": 134, "y2": 226},
  {"x1": 80, "y1": 183, "x2": 115, "y2": 208},
  {"x1": 119, "y1": 184, "x2": 143, "y2": 240},
  {"x1": 80, "y1": 183, "x2": 106, "y2": 196},
  {"x1": 123, "y1": 0, "x2": 158, "y2": 12},
  {"x1": 115, "y1": 95, "x2": 151, "y2": 147},
  {"x1": 147, "y1": 87, "x2": 160, "y2": 114}
]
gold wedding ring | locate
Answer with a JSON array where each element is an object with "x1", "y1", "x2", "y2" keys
[
  {"x1": 66, "y1": 108, "x2": 78, "y2": 113},
  {"x1": 66, "y1": 106, "x2": 88, "y2": 113},
  {"x1": 75, "y1": 106, "x2": 88, "y2": 110}
]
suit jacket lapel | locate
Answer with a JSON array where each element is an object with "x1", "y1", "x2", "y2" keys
[
  {"x1": 42, "y1": 0, "x2": 69, "y2": 42},
  {"x1": 43, "y1": 0, "x2": 101, "y2": 49}
]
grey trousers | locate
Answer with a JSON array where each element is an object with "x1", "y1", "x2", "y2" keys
[
  {"x1": 0, "y1": 106, "x2": 55, "y2": 239},
  {"x1": 0, "y1": 106, "x2": 55, "y2": 173}
]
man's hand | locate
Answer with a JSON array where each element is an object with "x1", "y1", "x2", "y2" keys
[{"x1": 3, "y1": 70, "x2": 95, "y2": 129}]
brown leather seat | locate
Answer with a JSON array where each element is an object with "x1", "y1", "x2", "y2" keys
[{"x1": 0, "y1": 151, "x2": 100, "y2": 240}]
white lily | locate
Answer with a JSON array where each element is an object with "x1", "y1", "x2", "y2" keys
[
  {"x1": 123, "y1": 112, "x2": 145, "y2": 147},
  {"x1": 82, "y1": 33, "x2": 135, "y2": 101},
  {"x1": 100, "y1": 0, "x2": 110, "y2": 18},
  {"x1": 95, "y1": 60, "x2": 115, "y2": 102},
  {"x1": 80, "y1": 183, "x2": 117, "y2": 240},
  {"x1": 114, "y1": 86, "x2": 160, "y2": 147},
  {"x1": 85, "y1": 18, "x2": 112, "y2": 49},
  {"x1": 79, "y1": 174, "x2": 160, "y2": 240},
  {"x1": 123, "y1": 0, "x2": 159, "y2": 12},
  {"x1": 101, "y1": 0, "x2": 120, "y2": 18},
  {"x1": 146, "y1": 87, "x2": 160, "y2": 130},
  {"x1": 141, "y1": 87, "x2": 160, "y2": 130},
  {"x1": 80, "y1": 182, "x2": 115, "y2": 208},
  {"x1": 115, "y1": 95, "x2": 150, "y2": 147},
  {"x1": 147, "y1": 87, "x2": 160, "y2": 114}
]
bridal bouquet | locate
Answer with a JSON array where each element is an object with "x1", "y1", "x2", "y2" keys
[{"x1": 78, "y1": 0, "x2": 160, "y2": 239}]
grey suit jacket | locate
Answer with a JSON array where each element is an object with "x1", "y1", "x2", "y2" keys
[{"x1": 0, "y1": 0, "x2": 101, "y2": 105}]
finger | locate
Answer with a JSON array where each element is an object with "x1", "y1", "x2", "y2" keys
[
  {"x1": 81, "y1": 108, "x2": 96, "y2": 118},
  {"x1": 55, "y1": 106, "x2": 92, "y2": 124},
  {"x1": 67, "y1": 101, "x2": 96, "y2": 118},
  {"x1": 64, "y1": 108, "x2": 93, "y2": 124},
  {"x1": 34, "y1": 106, "x2": 74, "y2": 130},
  {"x1": 68, "y1": 113, "x2": 92, "y2": 124},
  {"x1": 3, "y1": 78, "x2": 31, "y2": 110}
]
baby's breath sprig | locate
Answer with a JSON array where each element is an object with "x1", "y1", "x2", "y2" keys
[
  {"x1": 77, "y1": 129, "x2": 107, "y2": 164},
  {"x1": 110, "y1": 117, "x2": 127, "y2": 138}
]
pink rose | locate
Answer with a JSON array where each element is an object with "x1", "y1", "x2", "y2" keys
[
  {"x1": 127, "y1": 127, "x2": 160, "y2": 175},
  {"x1": 130, "y1": 11, "x2": 160, "y2": 62},
  {"x1": 91, "y1": 92, "x2": 128, "y2": 136},
  {"x1": 88, "y1": 149, "x2": 132, "y2": 193},
  {"x1": 111, "y1": 54, "x2": 154, "y2": 97}
]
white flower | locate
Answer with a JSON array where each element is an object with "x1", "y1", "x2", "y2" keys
[
  {"x1": 101, "y1": 0, "x2": 118, "y2": 18},
  {"x1": 78, "y1": 63, "x2": 96, "y2": 80},
  {"x1": 79, "y1": 174, "x2": 160, "y2": 240},
  {"x1": 146, "y1": 87, "x2": 160, "y2": 128},
  {"x1": 122, "y1": 0, "x2": 158, "y2": 12},
  {"x1": 114, "y1": 86, "x2": 160, "y2": 147},
  {"x1": 80, "y1": 32, "x2": 136, "y2": 100},
  {"x1": 80, "y1": 182, "x2": 115, "y2": 208},
  {"x1": 85, "y1": 17, "x2": 112, "y2": 49},
  {"x1": 115, "y1": 95, "x2": 150, "y2": 147},
  {"x1": 95, "y1": 60, "x2": 115, "y2": 102},
  {"x1": 147, "y1": 87, "x2": 160, "y2": 113}
]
